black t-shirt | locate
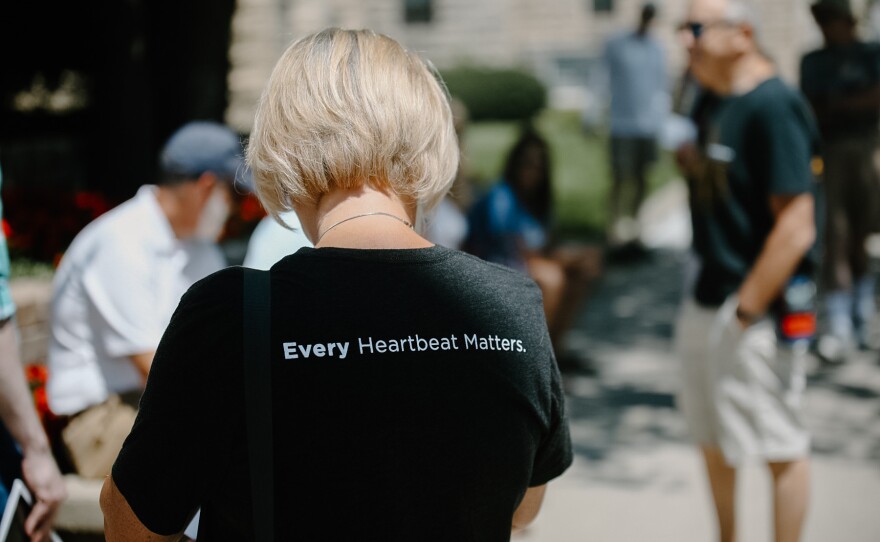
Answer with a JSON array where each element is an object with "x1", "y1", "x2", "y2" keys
[
  {"x1": 800, "y1": 41, "x2": 880, "y2": 138},
  {"x1": 689, "y1": 77, "x2": 820, "y2": 306},
  {"x1": 112, "y1": 245, "x2": 572, "y2": 541}
]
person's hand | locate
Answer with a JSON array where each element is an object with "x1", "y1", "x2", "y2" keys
[
  {"x1": 734, "y1": 304, "x2": 763, "y2": 331},
  {"x1": 675, "y1": 142, "x2": 700, "y2": 178},
  {"x1": 20, "y1": 447, "x2": 66, "y2": 542}
]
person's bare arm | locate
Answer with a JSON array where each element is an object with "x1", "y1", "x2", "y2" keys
[
  {"x1": 675, "y1": 142, "x2": 701, "y2": 179},
  {"x1": 129, "y1": 352, "x2": 155, "y2": 384},
  {"x1": 511, "y1": 484, "x2": 547, "y2": 533},
  {"x1": 0, "y1": 319, "x2": 66, "y2": 542},
  {"x1": 0, "y1": 321, "x2": 48, "y2": 468},
  {"x1": 736, "y1": 193, "x2": 816, "y2": 325},
  {"x1": 101, "y1": 475, "x2": 182, "y2": 542}
]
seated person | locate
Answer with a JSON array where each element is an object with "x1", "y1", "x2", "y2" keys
[
  {"x1": 466, "y1": 128, "x2": 601, "y2": 359},
  {"x1": 46, "y1": 122, "x2": 243, "y2": 479}
]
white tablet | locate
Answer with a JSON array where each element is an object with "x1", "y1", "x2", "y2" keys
[{"x1": 0, "y1": 479, "x2": 62, "y2": 542}]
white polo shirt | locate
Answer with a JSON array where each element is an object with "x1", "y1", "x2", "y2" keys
[
  {"x1": 243, "y1": 211, "x2": 311, "y2": 270},
  {"x1": 47, "y1": 186, "x2": 225, "y2": 415}
]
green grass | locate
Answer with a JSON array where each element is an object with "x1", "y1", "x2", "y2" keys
[
  {"x1": 462, "y1": 110, "x2": 679, "y2": 240},
  {"x1": 10, "y1": 258, "x2": 54, "y2": 280}
]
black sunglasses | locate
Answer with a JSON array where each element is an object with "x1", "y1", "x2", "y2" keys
[{"x1": 678, "y1": 20, "x2": 733, "y2": 38}]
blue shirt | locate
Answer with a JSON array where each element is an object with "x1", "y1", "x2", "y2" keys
[{"x1": 466, "y1": 181, "x2": 547, "y2": 270}]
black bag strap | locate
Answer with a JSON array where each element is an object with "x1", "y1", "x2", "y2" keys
[{"x1": 243, "y1": 267, "x2": 274, "y2": 541}]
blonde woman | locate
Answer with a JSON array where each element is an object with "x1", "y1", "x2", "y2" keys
[{"x1": 101, "y1": 29, "x2": 571, "y2": 541}]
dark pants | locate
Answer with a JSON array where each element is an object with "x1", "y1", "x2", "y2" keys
[
  {"x1": 821, "y1": 136, "x2": 880, "y2": 343},
  {"x1": 609, "y1": 135, "x2": 657, "y2": 234},
  {"x1": 822, "y1": 136, "x2": 880, "y2": 290}
]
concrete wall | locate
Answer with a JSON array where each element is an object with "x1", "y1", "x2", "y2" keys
[
  {"x1": 224, "y1": 0, "x2": 848, "y2": 131},
  {"x1": 11, "y1": 278, "x2": 52, "y2": 367}
]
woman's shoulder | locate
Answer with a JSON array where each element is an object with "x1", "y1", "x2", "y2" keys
[
  {"x1": 178, "y1": 266, "x2": 247, "y2": 315},
  {"x1": 190, "y1": 265, "x2": 245, "y2": 292},
  {"x1": 444, "y1": 249, "x2": 542, "y2": 299}
]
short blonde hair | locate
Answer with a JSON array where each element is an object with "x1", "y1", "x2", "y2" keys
[{"x1": 247, "y1": 28, "x2": 460, "y2": 222}]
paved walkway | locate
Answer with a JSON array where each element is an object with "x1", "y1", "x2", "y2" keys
[{"x1": 514, "y1": 244, "x2": 880, "y2": 541}]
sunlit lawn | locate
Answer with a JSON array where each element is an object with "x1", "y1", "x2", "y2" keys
[
  {"x1": 462, "y1": 109, "x2": 678, "y2": 240},
  {"x1": 10, "y1": 110, "x2": 680, "y2": 276},
  {"x1": 10, "y1": 258, "x2": 54, "y2": 279}
]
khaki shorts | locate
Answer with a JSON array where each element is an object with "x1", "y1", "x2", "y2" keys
[{"x1": 675, "y1": 296, "x2": 810, "y2": 466}]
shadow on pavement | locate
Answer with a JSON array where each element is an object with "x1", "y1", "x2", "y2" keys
[{"x1": 562, "y1": 248, "x2": 880, "y2": 486}]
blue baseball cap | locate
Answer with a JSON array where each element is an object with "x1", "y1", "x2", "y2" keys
[{"x1": 159, "y1": 121, "x2": 251, "y2": 188}]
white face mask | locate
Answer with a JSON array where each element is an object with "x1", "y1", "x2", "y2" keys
[{"x1": 195, "y1": 186, "x2": 230, "y2": 241}]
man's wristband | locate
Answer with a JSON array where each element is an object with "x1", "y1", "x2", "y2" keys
[{"x1": 735, "y1": 305, "x2": 763, "y2": 325}]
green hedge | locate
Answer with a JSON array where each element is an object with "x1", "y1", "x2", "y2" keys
[{"x1": 441, "y1": 67, "x2": 547, "y2": 121}]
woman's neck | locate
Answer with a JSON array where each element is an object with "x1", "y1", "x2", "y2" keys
[{"x1": 303, "y1": 186, "x2": 432, "y2": 249}]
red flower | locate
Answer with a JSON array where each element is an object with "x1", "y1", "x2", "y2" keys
[
  {"x1": 74, "y1": 192, "x2": 111, "y2": 219},
  {"x1": 22, "y1": 364, "x2": 55, "y2": 422},
  {"x1": 33, "y1": 387, "x2": 50, "y2": 418},
  {"x1": 25, "y1": 364, "x2": 48, "y2": 384},
  {"x1": 239, "y1": 195, "x2": 266, "y2": 222}
]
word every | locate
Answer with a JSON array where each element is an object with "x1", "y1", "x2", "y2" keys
[{"x1": 283, "y1": 341, "x2": 350, "y2": 360}]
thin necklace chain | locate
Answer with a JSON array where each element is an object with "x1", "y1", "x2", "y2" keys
[{"x1": 316, "y1": 211, "x2": 413, "y2": 244}]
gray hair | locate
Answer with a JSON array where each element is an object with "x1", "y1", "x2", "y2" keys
[{"x1": 726, "y1": 0, "x2": 763, "y2": 38}]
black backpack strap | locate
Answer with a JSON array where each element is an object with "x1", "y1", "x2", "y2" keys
[{"x1": 243, "y1": 267, "x2": 274, "y2": 541}]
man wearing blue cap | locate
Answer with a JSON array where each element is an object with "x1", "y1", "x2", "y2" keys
[{"x1": 46, "y1": 121, "x2": 243, "y2": 479}]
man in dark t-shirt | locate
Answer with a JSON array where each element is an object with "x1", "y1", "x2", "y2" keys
[
  {"x1": 801, "y1": 0, "x2": 880, "y2": 360},
  {"x1": 676, "y1": 2, "x2": 819, "y2": 541}
]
